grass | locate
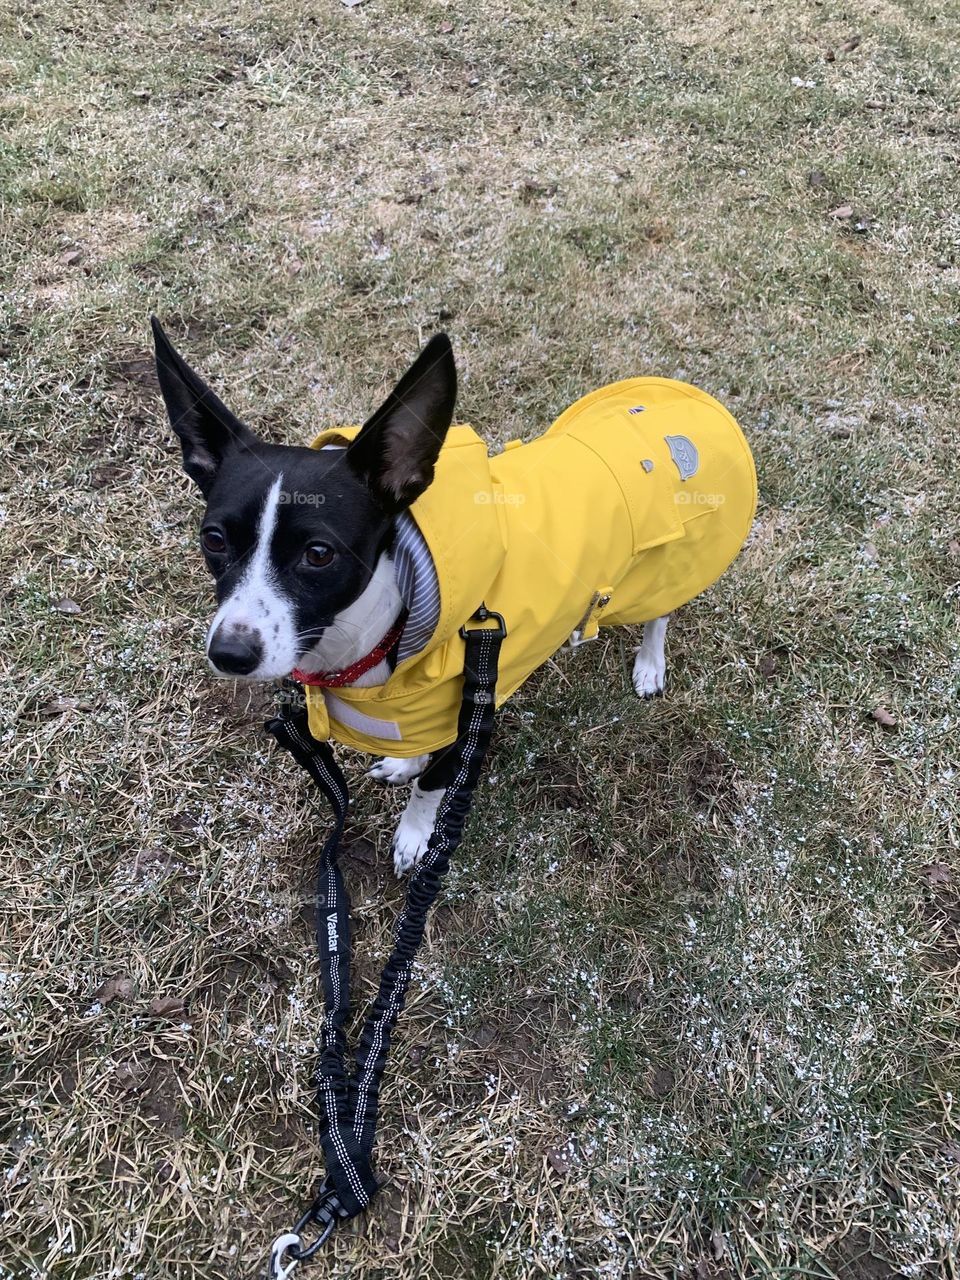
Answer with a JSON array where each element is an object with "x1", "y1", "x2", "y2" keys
[{"x1": 2, "y1": 0, "x2": 960, "y2": 1276}]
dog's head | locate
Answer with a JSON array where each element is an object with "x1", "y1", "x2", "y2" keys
[{"x1": 152, "y1": 319, "x2": 456, "y2": 680}]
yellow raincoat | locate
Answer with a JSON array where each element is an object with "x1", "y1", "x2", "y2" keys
[{"x1": 305, "y1": 377, "x2": 756, "y2": 756}]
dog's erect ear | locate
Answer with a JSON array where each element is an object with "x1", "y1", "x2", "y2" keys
[
  {"x1": 151, "y1": 317, "x2": 255, "y2": 495},
  {"x1": 346, "y1": 334, "x2": 457, "y2": 514}
]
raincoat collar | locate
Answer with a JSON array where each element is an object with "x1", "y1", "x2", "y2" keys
[{"x1": 309, "y1": 425, "x2": 507, "y2": 663}]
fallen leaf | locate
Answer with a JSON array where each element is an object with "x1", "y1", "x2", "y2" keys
[
  {"x1": 285, "y1": 257, "x2": 303, "y2": 276},
  {"x1": 39, "y1": 697, "x2": 80, "y2": 717},
  {"x1": 468, "y1": 1025, "x2": 497, "y2": 1049},
  {"x1": 131, "y1": 846, "x2": 175, "y2": 879},
  {"x1": 864, "y1": 99, "x2": 884, "y2": 109},
  {"x1": 131, "y1": 88, "x2": 151, "y2": 100},
  {"x1": 53, "y1": 597, "x2": 82, "y2": 614},
  {"x1": 840, "y1": 34, "x2": 862, "y2": 53},
  {"x1": 870, "y1": 706, "x2": 897, "y2": 731},
  {"x1": 711, "y1": 1230, "x2": 729, "y2": 1261},
  {"x1": 149, "y1": 994, "x2": 186, "y2": 1019},
  {"x1": 546, "y1": 1145, "x2": 572, "y2": 1175},
  {"x1": 97, "y1": 976, "x2": 135, "y2": 1004},
  {"x1": 922, "y1": 863, "x2": 952, "y2": 888},
  {"x1": 90, "y1": 462, "x2": 133, "y2": 489},
  {"x1": 439, "y1": 20, "x2": 454, "y2": 33},
  {"x1": 114, "y1": 1060, "x2": 146, "y2": 1090},
  {"x1": 948, "y1": 540, "x2": 960, "y2": 558},
  {"x1": 824, "y1": 47, "x2": 835, "y2": 62},
  {"x1": 759, "y1": 653, "x2": 778, "y2": 678},
  {"x1": 59, "y1": 249, "x2": 83, "y2": 266},
  {"x1": 829, "y1": 204, "x2": 853, "y2": 219},
  {"x1": 211, "y1": 119, "x2": 226, "y2": 129},
  {"x1": 168, "y1": 809, "x2": 199, "y2": 834}
]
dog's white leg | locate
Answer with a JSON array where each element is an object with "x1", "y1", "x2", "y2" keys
[
  {"x1": 392, "y1": 782, "x2": 444, "y2": 877},
  {"x1": 367, "y1": 754, "x2": 429, "y2": 785},
  {"x1": 632, "y1": 614, "x2": 669, "y2": 699}
]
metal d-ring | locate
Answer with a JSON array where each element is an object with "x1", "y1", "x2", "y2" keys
[
  {"x1": 459, "y1": 603, "x2": 507, "y2": 640},
  {"x1": 290, "y1": 1198, "x2": 341, "y2": 1260},
  {"x1": 267, "y1": 1183, "x2": 344, "y2": 1276}
]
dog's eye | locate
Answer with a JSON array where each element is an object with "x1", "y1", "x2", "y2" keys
[
  {"x1": 201, "y1": 528, "x2": 226, "y2": 555},
  {"x1": 304, "y1": 542, "x2": 335, "y2": 568}
]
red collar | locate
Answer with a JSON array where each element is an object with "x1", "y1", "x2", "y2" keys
[{"x1": 290, "y1": 612, "x2": 407, "y2": 689}]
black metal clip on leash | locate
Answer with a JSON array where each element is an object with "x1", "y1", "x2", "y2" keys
[
  {"x1": 267, "y1": 1179, "x2": 343, "y2": 1279},
  {"x1": 264, "y1": 608, "x2": 506, "y2": 1277}
]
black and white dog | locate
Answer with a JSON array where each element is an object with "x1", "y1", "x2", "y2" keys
[{"x1": 152, "y1": 320, "x2": 669, "y2": 871}]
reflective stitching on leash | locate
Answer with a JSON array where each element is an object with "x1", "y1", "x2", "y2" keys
[
  {"x1": 284, "y1": 720, "x2": 370, "y2": 1209},
  {"x1": 352, "y1": 632, "x2": 493, "y2": 1139},
  {"x1": 265, "y1": 619, "x2": 502, "y2": 1247}
]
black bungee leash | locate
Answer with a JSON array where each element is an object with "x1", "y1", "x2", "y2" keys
[{"x1": 264, "y1": 608, "x2": 506, "y2": 1277}]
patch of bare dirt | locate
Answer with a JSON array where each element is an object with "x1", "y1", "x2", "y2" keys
[{"x1": 827, "y1": 1228, "x2": 906, "y2": 1279}]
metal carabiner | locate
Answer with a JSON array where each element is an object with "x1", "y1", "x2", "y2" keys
[{"x1": 267, "y1": 1232, "x2": 303, "y2": 1280}]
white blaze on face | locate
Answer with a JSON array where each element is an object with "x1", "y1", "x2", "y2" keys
[{"x1": 206, "y1": 474, "x2": 299, "y2": 679}]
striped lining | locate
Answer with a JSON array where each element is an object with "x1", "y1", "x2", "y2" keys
[{"x1": 392, "y1": 511, "x2": 441, "y2": 662}]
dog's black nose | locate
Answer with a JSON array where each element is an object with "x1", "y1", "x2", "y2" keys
[{"x1": 208, "y1": 627, "x2": 262, "y2": 676}]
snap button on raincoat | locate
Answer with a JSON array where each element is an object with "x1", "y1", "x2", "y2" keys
[{"x1": 305, "y1": 377, "x2": 757, "y2": 756}]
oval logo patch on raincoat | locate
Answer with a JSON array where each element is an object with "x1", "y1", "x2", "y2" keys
[{"x1": 665, "y1": 434, "x2": 699, "y2": 480}]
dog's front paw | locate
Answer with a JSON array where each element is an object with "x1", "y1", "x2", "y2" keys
[
  {"x1": 632, "y1": 649, "x2": 666, "y2": 700},
  {"x1": 392, "y1": 783, "x2": 443, "y2": 877},
  {"x1": 367, "y1": 754, "x2": 429, "y2": 785}
]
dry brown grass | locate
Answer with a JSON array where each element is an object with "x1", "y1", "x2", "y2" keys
[{"x1": 3, "y1": 1, "x2": 960, "y2": 1277}]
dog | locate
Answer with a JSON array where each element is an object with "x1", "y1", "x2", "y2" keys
[{"x1": 152, "y1": 320, "x2": 756, "y2": 874}]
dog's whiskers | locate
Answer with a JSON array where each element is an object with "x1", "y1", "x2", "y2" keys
[{"x1": 294, "y1": 627, "x2": 327, "y2": 644}]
